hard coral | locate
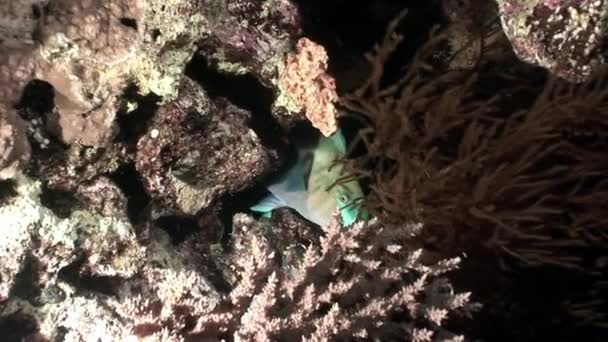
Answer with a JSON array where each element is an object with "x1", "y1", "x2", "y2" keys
[
  {"x1": 96, "y1": 213, "x2": 478, "y2": 341},
  {"x1": 195, "y1": 0, "x2": 340, "y2": 133},
  {"x1": 496, "y1": 0, "x2": 608, "y2": 82},
  {"x1": 186, "y1": 214, "x2": 477, "y2": 341},
  {"x1": 0, "y1": 224, "x2": 220, "y2": 341},
  {"x1": 0, "y1": 0, "x2": 144, "y2": 147},
  {"x1": 276, "y1": 37, "x2": 339, "y2": 136},
  {"x1": 131, "y1": 0, "x2": 209, "y2": 100}
]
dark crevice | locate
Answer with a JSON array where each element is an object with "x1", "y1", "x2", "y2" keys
[
  {"x1": 31, "y1": 4, "x2": 42, "y2": 19},
  {"x1": 16, "y1": 79, "x2": 55, "y2": 119},
  {"x1": 16, "y1": 80, "x2": 70, "y2": 167},
  {"x1": 115, "y1": 84, "x2": 161, "y2": 147},
  {"x1": 0, "y1": 179, "x2": 18, "y2": 206},
  {"x1": 155, "y1": 215, "x2": 200, "y2": 245},
  {"x1": 107, "y1": 163, "x2": 151, "y2": 225},
  {"x1": 57, "y1": 256, "x2": 123, "y2": 297},
  {"x1": 9, "y1": 254, "x2": 41, "y2": 302},
  {"x1": 119, "y1": 17, "x2": 138, "y2": 30},
  {"x1": 217, "y1": 182, "x2": 270, "y2": 241},
  {"x1": 291, "y1": 0, "x2": 443, "y2": 91},
  {"x1": 39, "y1": 185, "x2": 81, "y2": 219},
  {"x1": 186, "y1": 54, "x2": 285, "y2": 152},
  {"x1": 0, "y1": 312, "x2": 41, "y2": 342}
]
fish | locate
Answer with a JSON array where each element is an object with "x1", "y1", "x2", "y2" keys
[{"x1": 250, "y1": 128, "x2": 369, "y2": 227}]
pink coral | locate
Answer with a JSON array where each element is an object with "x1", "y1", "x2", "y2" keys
[
  {"x1": 279, "y1": 37, "x2": 339, "y2": 136},
  {"x1": 118, "y1": 214, "x2": 478, "y2": 340}
]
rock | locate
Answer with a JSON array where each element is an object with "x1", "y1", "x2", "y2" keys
[
  {"x1": 136, "y1": 78, "x2": 277, "y2": 216},
  {"x1": 496, "y1": 0, "x2": 608, "y2": 82},
  {"x1": 0, "y1": 173, "x2": 145, "y2": 301}
]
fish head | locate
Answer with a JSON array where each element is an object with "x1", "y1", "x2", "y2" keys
[
  {"x1": 307, "y1": 129, "x2": 370, "y2": 227},
  {"x1": 308, "y1": 161, "x2": 368, "y2": 227},
  {"x1": 331, "y1": 178, "x2": 368, "y2": 226}
]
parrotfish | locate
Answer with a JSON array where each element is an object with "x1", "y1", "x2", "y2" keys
[{"x1": 250, "y1": 128, "x2": 369, "y2": 227}]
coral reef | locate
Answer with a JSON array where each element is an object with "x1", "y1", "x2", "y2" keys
[
  {"x1": 115, "y1": 215, "x2": 478, "y2": 341},
  {"x1": 0, "y1": 194, "x2": 476, "y2": 341},
  {"x1": 13, "y1": 0, "x2": 608, "y2": 340},
  {"x1": 496, "y1": 0, "x2": 608, "y2": 82},
  {"x1": 0, "y1": 102, "x2": 30, "y2": 180},
  {"x1": 276, "y1": 37, "x2": 339, "y2": 136},
  {"x1": 199, "y1": 0, "x2": 302, "y2": 76},
  {"x1": 131, "y1": 0, "x2": 209, "y2": 100},
  {"x1": 0, "y1": 223, "x2": 220, "y2": 341},
  {"x1": 135, "y1": 78, "x2": 278, "y2": 216},
  {"x1": 0, "y1": 0, "x2": 212, "y2": 152},
  {"x1": 0, "y1": 0, "x2": 144, "y2": 147},
  {"x1": 0, "y1": 173, "x2": 144, "y2": 301},
  {"x1": 197, "y1": 0, "x2": 343, "y2": 134},
  {"x1": 342, "y1": 7, "x2": 608, "y2": 275}
]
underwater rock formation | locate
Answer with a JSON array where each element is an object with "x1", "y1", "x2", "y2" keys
[
  {"x1": 135, "y1": 78, "x2": 278, "y2": 216},
  {"x1": 0, "y1": 0, "x2": 212, "y2": 152},
  {"x1": 0, "y1": 173, "x2": 144, "y2": 301},
  {"x1": 197, "y1": 0, "x2": 340, "y2": 134},
  {"x1": 0, "y1": 211, "x2": 478, "y2": 341},
  {"x1": 496, "y1": 0, "x2": 608, "y2": 82},
  {"x1": 0, "y1": 220, "x2": 220, "y2": 340},
  {"x1": 0, "y1": 103, "x2": 30, "y2": 180},
  {"x1": 0, "y1": 1, "x2": 489, "y2": 340},
  {"x1": 198, "y1": 0, "x2": 302, "y2": 79},
  {"x1": 0, "y1": 0, "x2": 145, "y2": 147}
]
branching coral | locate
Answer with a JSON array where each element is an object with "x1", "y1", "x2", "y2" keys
[{"x1": 117, "y1": 214, "x2": 478, "y2": 341}]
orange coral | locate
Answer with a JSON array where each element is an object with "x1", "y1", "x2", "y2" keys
[{"x1": 279, "y1": 37, "x2": 338, "y2": 136}]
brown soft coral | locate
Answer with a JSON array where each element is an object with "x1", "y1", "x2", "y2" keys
[{"x1": 341, "y1": 11, "x2": 608, "y2": 334}]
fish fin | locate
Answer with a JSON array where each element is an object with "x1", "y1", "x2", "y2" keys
[
  {"x1": 250, "y1": 192, "x2": 286, "y2": 213},
  {"x1": 328, "y1": 128, "x2": 347, "y2": 155},
  {"x1": 341, "y1": 211, "x2": 358, "y2": 227}
]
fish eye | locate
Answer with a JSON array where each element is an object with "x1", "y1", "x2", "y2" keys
[{"x1": 337, "y1": 192, "x2": 350, "y2": 205}]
